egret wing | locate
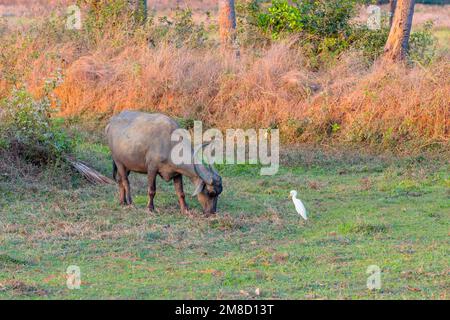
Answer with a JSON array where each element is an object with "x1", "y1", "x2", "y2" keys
[{"x1": 294, "y1": 198, "x2": 308, "y2": 220}]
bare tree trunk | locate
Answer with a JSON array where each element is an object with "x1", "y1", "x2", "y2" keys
[
  {"x1": 218, "y1": 0, "x2": 237, "y2": 50},
  {"x1": 389, "y1": 0, "x2": 397, "y2": 27},
  {"x1": 142, "y1": 0, "x2": 147, "y2": 21},
  {"x1": 383, "y1": 0, "x2": 415, "y2": 62}
]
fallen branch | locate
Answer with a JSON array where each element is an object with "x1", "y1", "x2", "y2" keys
[{"x1": 65, "y1": 156, "x2": 116, "y2": 185}]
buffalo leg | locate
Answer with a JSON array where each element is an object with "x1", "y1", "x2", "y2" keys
[
  {"x1": 174, "y1": 175, "x2": 189, "y2": 214},
  {"x1": 115, "y1": 162, "x2": 127, "y2": 205},
  {"x1": 118, "y1": 164, "x2": 132, "y2": 205},
  {"x1": 124, "y1": 169, "x2": 132, "y2": 205},
  {"x1": 147, "y1": 169, "x2": 157, "y2": 212}
]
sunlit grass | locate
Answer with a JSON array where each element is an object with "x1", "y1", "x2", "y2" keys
[{"x1": 0, "y1": 140, "x2": 448, "y2": 299}]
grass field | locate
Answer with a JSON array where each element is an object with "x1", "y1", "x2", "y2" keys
[
  {"x1": 434, "y1": 27, "x2": 450, "y2": 50},
  {"x1": 0, "y1": 1, "x2": 449, "y2": 301},
  {"x1": 0, "y1": 129, "x2": 448, "y2": 299}
]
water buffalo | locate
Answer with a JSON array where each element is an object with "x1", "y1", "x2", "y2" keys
[{"x1": 106, "y1": 111, "x2": 222, "y2": 215}]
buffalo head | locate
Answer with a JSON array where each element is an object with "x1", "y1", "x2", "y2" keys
[{"x1": 192, "y1": 144, "x2": 223, "y2": 215}]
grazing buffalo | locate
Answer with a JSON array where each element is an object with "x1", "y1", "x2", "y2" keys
[{"x1": 106, "y1": 111, "x2": 222, "y2": 215}]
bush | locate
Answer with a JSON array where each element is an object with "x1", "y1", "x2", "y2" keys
[
  {"x1": 351, "y1": 25, "x2": 390, "y2": 62},
  {"x1": 253, "y1": 1, "x2": 438, "y2": 66},
  {"x1": 82, "y1": 0, "x2": 141, "y2": 41},
  {"x1": 256, "y1": 0, "x2": 362, "y2": 64},
  {"x1": 409, "y1": 21, "x2": 437, "y2": 65},
  {"x1": 151, "y1": 9, "x2": 208, "y2": 48},
  {"x1": 0, "y1": 89, "x2": 73, "y2": 163},
  {"x1": 258, "y1": 0, "x2": 357, "y2": 39},
  {"x1": 236, "y1": 0, "x2": 271, "y2": 48},
  {"x1": 79, "y1": 1, "x2": 208, "y2": 49}
]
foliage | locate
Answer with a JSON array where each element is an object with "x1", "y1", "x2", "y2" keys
[
  {"x1": 255, "y1": 0, "x2": 365, "y2": 63},
  {"x1": 0, "y1": 89, "x2": 73, "y2": 163},
  {"x1": 351, "y1": 25, "x2": 390, "y2": 61},
  {"x1": 409, "y1": 21, "x2": 437, "y2": 65},
  {"x1": 152, "y1": 9, "x2": 208, "y2": 48},
  {"x1": 77, "y1": 0, "x2": 208, "y2": 48},
  {"x1": 235, "y1": 0, "x2": 271, "y2": 48},
  {"x1": 77, "y1": 0, "x2": 149, "y2": 47},
  {"x1": 258, "y1": 0, "x2": 358, "y2": 38},
  {"x1": 254, "y1": 0, "x2": 439, "y2": 65}
]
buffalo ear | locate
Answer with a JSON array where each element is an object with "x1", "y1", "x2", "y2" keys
[{"x1": 192, "y1": 181, "x2": 205, "y2": 196}]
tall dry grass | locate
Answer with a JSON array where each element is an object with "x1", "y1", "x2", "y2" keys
[{"x1": 50, "y1": 43, "x2": 449, "y2": 150}]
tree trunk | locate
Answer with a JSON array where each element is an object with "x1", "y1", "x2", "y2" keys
[
  {"x1": 383, "y1": 0, "x2": 415, "y2": 62},
  {"x1": 142, "y1": 0, "x2": 147, "y2": 21},
  {"x1": 218, "y1": 0, "x2": 237, "y2": 50},
  {"x1": 389, "y1": 0, "x2": 397, "y2": 27}
]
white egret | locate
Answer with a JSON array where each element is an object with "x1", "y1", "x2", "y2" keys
[{"x1": 289, "y1": 190, "x2": 307, "y2": 220}]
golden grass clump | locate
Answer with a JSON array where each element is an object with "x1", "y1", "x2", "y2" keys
[{"x1": 299, "y1": 56, "x2": 449, "y2": 149}]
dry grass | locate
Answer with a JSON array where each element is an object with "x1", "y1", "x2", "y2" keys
[
  {"x1": 46, "y1": 42, "x2": 449, "y2": 150},
  {"x1": 3, "y1": 38, "x2": 450, "y2": 150}
]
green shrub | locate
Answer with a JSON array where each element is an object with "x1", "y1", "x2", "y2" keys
[
  {"x1": 163, "y1": 9, "x2": 208, "y2": 48},
  {"x1": 255, "y1": 0, "x2": 439, "y2": 66},
  {"x1": 257, "y1": 0, "x2": 309, "y2": 38},
  {"x1": 256, "y1": 0, "x2": 362, "y2": 64},
  {"x1": 134, "y1": 8, "x2": 207, "y2": 49},
  {"x1": 258, "y1": 0, "x2": 357, "y2": 39},
  {"x1": 82, "y1": 0, "x2": 133, "y2": 34},
  {"x1": 236, "y1": 0, "x2": 271, "y2": 48},
  {"x1": 79, "y1": 0, "x2": 148, "y2": 46},
  {"x1": 351, "y1": 25, "x2": 390, "y2": 61},
  {"x1": 0, "y1": 89, "x2": 73, "y2": 163},
  {"x1": 409, "y1": 21, "x2": 437, "y2": 65}
]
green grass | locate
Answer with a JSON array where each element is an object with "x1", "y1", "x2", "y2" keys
[
  {"x1": 433, "y1": 27, "x2": 450, "y2": 51},
  {"x1": 0, "y1": 139, "x2": 449, "y2": 300}
]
